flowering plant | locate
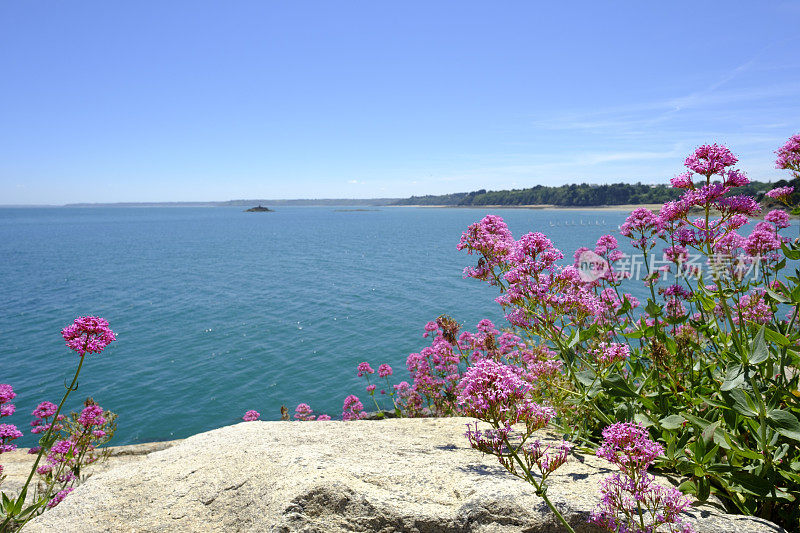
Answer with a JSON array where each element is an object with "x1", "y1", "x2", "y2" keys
[
  {"x1": 454, "y1": 138, "x2": 800, "y2": 530},
  {"x1": 1, "y1": 317, "x2": 117, "y2": 532}
]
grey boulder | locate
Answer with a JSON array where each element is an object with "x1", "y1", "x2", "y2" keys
[{"x1": 25, "y1": 417, "x2": 783, "y2": 532}]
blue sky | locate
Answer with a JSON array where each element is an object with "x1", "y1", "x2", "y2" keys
[{"x1": 1, "y1": 1, "x2": 799, "y2": 204}]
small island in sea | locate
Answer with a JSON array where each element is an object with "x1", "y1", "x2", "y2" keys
[{"x1": 244, "y1": 205, "x2": 274, "y2": 212}]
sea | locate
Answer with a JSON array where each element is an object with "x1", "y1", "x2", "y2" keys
[{"x1": 0, "y1": 206, "x2": 652, "y2": 446}]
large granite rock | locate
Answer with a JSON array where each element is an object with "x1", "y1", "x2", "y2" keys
[
  {"x1": 24, "y1": 418, "x2": 782, "y2": 533},
  {"x1": 1, "y1": 440, "x2": 180, "y2": 500}
]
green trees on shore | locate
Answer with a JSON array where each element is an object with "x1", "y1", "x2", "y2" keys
[{"x1": 393, "y1": 178, "x2": 796, "y2": 207}]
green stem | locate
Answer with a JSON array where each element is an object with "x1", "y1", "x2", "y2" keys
[
  {"x1": 502, "y1": 435, "x2": 576, "y2": 533},
  {"x1": 12, "y1": 348, "x2": 87, "y2": 524}
]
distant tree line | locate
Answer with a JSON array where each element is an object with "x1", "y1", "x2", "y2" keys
[{"x1": 393, "y1": 180, "x2": 788, "y2": 207}]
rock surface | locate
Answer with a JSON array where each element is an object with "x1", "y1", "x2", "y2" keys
[
  {"x1": 25, "y1": 418, "x2": 782, "y2": 533},
  {"x1": 1, "y1": 440, "x2": 181, "y2": 499}
]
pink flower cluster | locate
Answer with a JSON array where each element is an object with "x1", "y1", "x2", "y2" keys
[
  {"x1": 30, "y1": 401, "x2": 65, "y2": 435},
  {"x1": 293, "y1": 403, "x2": 332, "y2": 421},
  {"x1": 591, "y1": 422, "x2": 694, "y2": 533},
  {"x1": 61, "y1": 316, "x2": 116, "y2": 356},
  {"x1": 356, "y1": 362, "x2": 374, "y2": 377},
  {"x1": 33, "y1": 400, "x2": 114, "y2": 504},
  {"x1": 457, "y1": 215, "x2": 515, "y2": 281},
  {"x1": 294, "y1": 403, "x2": 315, "y2": 421},
  {"x1": 46, "y1": 487, "x2": 74, "y2": 508},
  {"x1": 596, "y1": 422, "x2": 664, "y2": 475},
  {"x1": 457, "y1": 359, "x2": 554, "y2": 430},
  {"x1": 765, "y1": 186, "x2": 794, "y2": 203},
  {"x1": 242, "y1": 410, "x2": 260, "y2": 421},
  {"x1": 775, "y1": 134, "x2": 800, "y2": 171},
  {"x1": 0, "y1": 384, "x2": 21, "y2": 454},
  {"x1": 590, "y1": 471, "x2": 694, "y2": 533},
  {"x1": 591, "y1": 342, "x2": 631, "y2": 366},
  {"x1": 342, "y1": 395, "x2": 366, "y2": 421}
]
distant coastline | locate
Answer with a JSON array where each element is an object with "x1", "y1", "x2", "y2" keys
[{"x1": 400, "y1": 203, "x2": 664, "y2": 211}]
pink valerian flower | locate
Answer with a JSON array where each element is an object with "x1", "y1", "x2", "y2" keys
[
  {"x1": 32, "y1": 401, "x2": 57, "y2": 419},
  {"x1": 505, "y1": 232, "x2": 564, "y2": 282},
  {"x1": 356, "y1": 362, "x2": 374, "y2": 377},
  {"x1": 589, "y1": 472, "x2": 695, "y2": 533},
  {"x1": 775, "y1": 134, "x2": 800, "y2": 171},
  {"x1": 682, "y1": 183, "x2": 729, "y2": 208},
  {"x1": 30, "y1": 413, "x2": 65, "y2": 435},
  {"x1": 659, "y1": 200, "x2": 690, "y2": 223},
  {"x1": 0, "y1": 423, "x2": 23, "y2": 453},
  {"x1": 620, "y1": 208, "x2": 663, "y2": 249},
  {"x1": 242, "y1": 410, "x2": 260, "y2": 421},
  {"x1": 684, "y1": 143, "x2": 738, "y2": 176},
  {"x1": 591, "y1": 342, "x2": 631, "y2": 366},
  {"x1": 670, "y1": 172, "x2": 694, "y2": 189},
  {"x1": 663, "y1": 245, "x2": 688, "y2": 264},
  {"x1": 597, "y1": 422, "x2": 664, "y2": 475},
  {"x1": 665, "y1": 298, "x2": 687, "y2": 319},
  {"x1": 505, "y1": 308, "x2": 531, "y2": 328},
  {"x1": 294, "y1": 403, "x2": 316, "y2": 421},
  {"x1": 744, "y1": 222, "x2": 785, "y2": 257},
  {"x1": 342, "y1": 395, "x2": 367, "y2": 421},
  {"x1": 46, "y1": 487, "x2": 74, "y2": 508},
  {"x1": 0, "y1": 405, "x2": 14, "y2": 418},
  {"x1": 316, "y1": 414, "x2": 332, "y2": 421},
  {"x1": 716, "y1": 195, "x2": 761, "y2": 217},
  {"x1": 595, "y1": 234, "x2": 619, "y2": 256},
  {"x1": 734, "y1": 290, "x2": 773, "y2": 325},
  {"x1": 366, "y1": 384, "x2": 376, "y2": 393},
  {"x1": 0, "y1": 384, "x2": 16, "y2": 405},
  {"x1": 764, "y1": 209, "x2": 791, "y2": 229},
  {"x1": 458, "y1": 215, "x2": 515, "y2": 281},
  {"x1": 765, "y1": 186, "x2": 794, "y2": 202},
  {"x1": 723, "y1": 168, "x2": 750, "y2": 187},
  {"x1": 47, "y1": 439, "x2": 76, "y2": 465},
  {"x1": 525, "y1": 439, "x2": 573, "y2": 475},
  {"x1": 661, "y1": 284, "x2": 692, "y2": 300},
  {"x1": 377, "y1": 364, "x2": 393, "y2": 378},
  {"x1": 77, "y1": 404, "x2": 106, "y2": 428},
  {"x1": 422, "y1": 321, "x2": 439, "y2": 338},
  {"x1": 457, "y1": 359, "x2": 554, "y2": 429},
  {"x1": 724, "y1": 214, "x2": 749, "y2": 232},
  {"x1": 61, "y1": 316, "x2": 116, "y2": 356}
]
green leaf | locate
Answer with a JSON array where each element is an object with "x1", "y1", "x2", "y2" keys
[
  {"x1": 633, "y1": 412, "x2": 655, "y2": 428},
  {"x1": 601, "y1": 374, "x2": 656, "y2": 410},
  {"x1": 678, "y1": 480, "x2": 697, "y2": 495},
  {"x1": 748, "y1": 326, "x2": 769, "y2": 364},
  {"x1": 697, "y1": 476, "x2": 711, "y2": 501},
  {"x1": 702, "y1": 420, "x2": 721, "y2": 446},
  {"x1": 684, "y1": 413, "x2": 712, "y2": 430},
  {"x1": 575, "y1": 369, "x2": 596, "y2": 387},
  {"x1": 728, "y1": 471, "x2": 775, "y2": 497},
  {"x1": 727, "y1": 389, "x2": 758, "y2": 417},
  {"x1": 568, "y1": 329, "x2": 580, "y2": 349},
  {"x1": 767, "y1": 409, "x2": 800, "y2": 442},
  {"x1": 765, "y1": 289, "x2": 790, "y2": 304},
  {"x1": 645, "y1": 299, "x2": 662, "y2": 317},
  {"x1": 763, "y1": 326, "x2": 791, "y2": 347},
  {"x1": 781, "y1": 242, "x2": 800, "y2": 261},
  {"x1": 660, "y1": 414, "x2": 686, "y2": 430},
  {"x1": 721, "y1": 364, "x2": 745, "y2": 391},
  {"x1": 579, "y1": 325, "x2": 599, "y2": 343}
]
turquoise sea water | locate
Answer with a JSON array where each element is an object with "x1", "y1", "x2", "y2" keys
[{"x1": 1, "y1": 206, "x2": 631, "y2": 445}]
